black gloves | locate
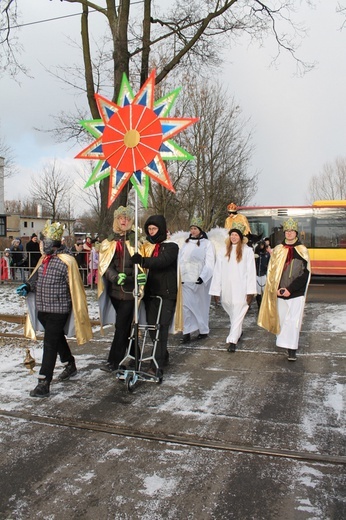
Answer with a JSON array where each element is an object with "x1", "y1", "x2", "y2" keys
[
  {"x1": 196, "y1": 277, "x2": 203, "y2": 284},
  {"x1": 131, "y1": 253, "x2": 143, "y2": 265}
]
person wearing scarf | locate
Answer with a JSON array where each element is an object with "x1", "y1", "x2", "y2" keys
[
  {"x1": 179, "y1": 217, "x2": 215, "y2": 343},
  {"x1": 98, "y1": 206, "x2": 141, "y2": 372},
  {"x1": 258, "y1": 218, "x2": 311, "y2": 361},
  {"x1": 131, "y1": 214, "x2": 180, "y2": 379},
  {"x1": 18, "y1": 221, "x2": 92, "y2": 398}
]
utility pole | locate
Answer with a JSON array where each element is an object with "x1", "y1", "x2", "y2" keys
[{"x1": 0, "y1": 156, "x2": 4, "y2": 214}]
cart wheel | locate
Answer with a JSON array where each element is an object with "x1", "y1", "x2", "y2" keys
[{"x1": 125, "y1": 374, "x2": 136, "y2": 393}]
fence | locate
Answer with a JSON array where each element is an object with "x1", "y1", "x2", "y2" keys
[{"x1": 0, "y1": 250, "x2": 97, "y2": 289}]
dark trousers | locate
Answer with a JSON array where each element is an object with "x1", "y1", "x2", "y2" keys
[
  {"x1": 144, "y1": 297, "x2": 176, "y2": 369},
  {"x1": 38, "y1": 311, "x2": 74, "y2": 383},
  {"x1": 109, "y1": 298, "x2": 135, "y2": 367}
]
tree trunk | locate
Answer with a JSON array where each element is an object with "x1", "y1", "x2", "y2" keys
[{"x1": 140, "y1": 0, "x2": 151, "y2": 87}]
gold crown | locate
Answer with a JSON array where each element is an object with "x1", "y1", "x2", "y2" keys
[
  {"x1": 42, "y1": 220, "x2": 65, "y2": 240},
  {"x1": 113, "y1": 205, "x2": 134, "y2": 219},
  {"x1": 227, "y1": 202, "x2": 237, "y2": 211},
  {"x1": 229, "y1": 222, "x2": 246, "y2": 235},
  {"x1": 282, "y1": 218, "x2": 298, "y2": 232},
  {"x1": 190, "y1": 216, "x2": 204, "y2": 229}
]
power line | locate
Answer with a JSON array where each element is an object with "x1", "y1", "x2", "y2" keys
[
  {"x1": 4, "y1": 10, "x2": 95, "y2": 31},
  {"x1": 4, "y1": 0, "x2": 145, "y2": 31}
]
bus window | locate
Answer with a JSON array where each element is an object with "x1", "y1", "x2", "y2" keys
[
  {"x1": 246, "y1": 217, "x2": 271, "y2": 238},
  {"x1": 314, "y1": 218, "x2": 346, "y2": 248}
]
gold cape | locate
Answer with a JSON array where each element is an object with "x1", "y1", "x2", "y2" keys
[
  {"x1": 257, "y1": 244, "x2": 311, "y2": 335},
  {"x1": 24, "y1": 254, "x2": 93, "y2": 345},
  {"x1": 139, "y1": 241, "x2": 183, "y2": 333},
  {"x1": 97, "y1": 238, "x2": 136, "y2": 300},
  {"x1": 97, "y1": 237, "x2": 144, "y2": 327},
  {"x1": 224, "y1": 213, "x2": 251, "y2": 234}
]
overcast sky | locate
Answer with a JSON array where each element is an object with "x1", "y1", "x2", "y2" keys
[{"x1": 1, "y1": 1, "x2": 345, "y2": 214}]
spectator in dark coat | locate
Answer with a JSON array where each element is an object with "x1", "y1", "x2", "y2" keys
[
  {"x1": 254, "y1": 240, "x2": 271, "y2": 309},
  {"x1": 25, "y1": 233, "x2": 41, "y2": 271},
  {"x1": 10, "y1": 238, "x2": 25, "y2": 280}
]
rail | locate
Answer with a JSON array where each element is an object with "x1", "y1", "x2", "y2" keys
[{"x1": 0, "y1": 409, "x2": 345, "y2": 466}]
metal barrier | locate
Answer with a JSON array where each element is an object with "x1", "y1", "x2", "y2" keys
[{"x1": 0, "y1": 250, "x2": 97, "y2": 289}]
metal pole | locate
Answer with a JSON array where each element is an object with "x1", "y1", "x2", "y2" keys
[
  {"x1": 0, "y1": 156, "x2": 5, "y2": 214},
  {"x1": 134, "y1": 190, "x2": 139, "y2": 370}
]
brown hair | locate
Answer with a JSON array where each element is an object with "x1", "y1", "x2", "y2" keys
[{"x1": 225, "y1": 237, "x2": 243, "y2": 263}]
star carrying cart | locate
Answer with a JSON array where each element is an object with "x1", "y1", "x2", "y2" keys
[
  {"x1": 75, "y1": 70, "x2": 198, "y2": 392},
  {"x1": 115, "y1": 194, "x2": 164, "y2": 391}
]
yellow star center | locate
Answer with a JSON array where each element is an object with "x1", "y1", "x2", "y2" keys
[{"x1": 124, "y1": 129, "x2": 140, "y2": 148}]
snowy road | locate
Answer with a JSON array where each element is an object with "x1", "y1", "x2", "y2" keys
[{"x1": 0, "y1": 284, "x2": 345, "y2": 519}]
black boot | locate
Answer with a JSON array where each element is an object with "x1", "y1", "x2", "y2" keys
[
  {"x1": 180, "y1": 333, "x2": 191, "y2": 344},
  {"x1": 287, "y1": 349, "x2": 297, "y2": 361},
  {"x1": 58, "y1": 360, "x2": 77, "y2": 381},
  {"x1": 30, "y1": 379, "x2": 50, "y2": 398},
  {"x1": 227, "y1": 343, "x2": 237, "y2": 352},
  {"x1": 256, "y1": 295, "x2": 262, "y2": 309}
]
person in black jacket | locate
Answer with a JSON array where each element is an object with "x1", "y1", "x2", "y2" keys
[
  {"x1": 25, "y1": 233, "x2": 41, "y2": 272},
  {"x1": 10, "y1": 238, "x2": 25, "y2": 280},
  {"x1": 98, "y1": 206, "x2": 143, "y2": 372},
  {"x1": 131, "y1": 215, "x2": 179, "y2": 379},
  {"x1": 254, "y1": 240, "x2": 270, "y2": 309}
]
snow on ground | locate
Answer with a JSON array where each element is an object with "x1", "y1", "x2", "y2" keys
[{"x1": 0, "y1": 283, "x2": 345, "y2": 420}]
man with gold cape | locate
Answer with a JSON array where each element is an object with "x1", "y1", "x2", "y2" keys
[
  {"x1": 97, "y1": 206, "x2": 146, "y2": 372},
  {"x1": 17, "y1": 221, "x2": 92, "y2": 398},
  {"x1": 258, "y1": 218, "x2": 310, "y2": 361}
]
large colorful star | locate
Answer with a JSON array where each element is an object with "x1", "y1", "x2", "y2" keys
[{"x1": 75, "y1": 70, "x2": 199, "y2": 207}]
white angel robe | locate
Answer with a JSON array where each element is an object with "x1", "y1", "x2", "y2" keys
[
  {"x1": 179, "y1": 237, "x2": 215, "y2": 335},
  {"x1": 209, "y1": 244, "x2": 257, "y2": 344}
]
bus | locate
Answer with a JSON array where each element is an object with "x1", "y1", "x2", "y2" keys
[{"x1": 239, "y1": 200, "x2": 346, "y2": 276}]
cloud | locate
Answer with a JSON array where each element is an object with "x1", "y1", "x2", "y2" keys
[{"x1": 1, "y1": 1, "x2": 345, "y2": 211}]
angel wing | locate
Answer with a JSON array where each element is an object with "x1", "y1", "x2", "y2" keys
[
  {"x1": 207, "y1": 227, "x2": 228, "y2": 255},
  {"x1": 169, "y1": 230, "x2": 189, "y2": 249}
]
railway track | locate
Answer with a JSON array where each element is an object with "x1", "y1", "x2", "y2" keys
[{"x1": 1, "y1": 408, "x2": 345, "y2": 466}]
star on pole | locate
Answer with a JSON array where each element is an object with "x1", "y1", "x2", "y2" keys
[{"x1": 75, "y1": 70, "x2": 199, "y2": 207}]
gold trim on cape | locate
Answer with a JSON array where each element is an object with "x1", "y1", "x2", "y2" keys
[
  {"x1": 24, "y1": 254, "x2": 92, "y2": 345},
  {"x1": 257, "y1": 244, "x2": 310, "y2": 335},
  {"x1": 139, "y1": 241, "x2": 183, "y2": 333}
]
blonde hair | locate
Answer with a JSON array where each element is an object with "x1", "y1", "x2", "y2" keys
[{"x1": 225, "y1": 237, "x2": 243, "y2": 263}]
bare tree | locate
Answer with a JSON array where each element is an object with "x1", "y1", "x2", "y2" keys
[
  {"x1": 76, "y1": 161, "x2": 105, "y2": 235},
  {"x1": 0, "y1": 0, "x2": 28, "y2": 78},
  {"x1": 0, "y1": 129, "x2": 18, "y2": 178},
  {"x1": 3, "y1": 1, "x2": 314, "y2": 235},
  {"x1": 149, "y1": 78, "x2": 257, "y2": 230},
  {"x1": 4, "y1": 199, "x2": 21, "y2": 213},
  {"x1": 307, "y1": 157, "x2": 346, "y2": 202},
  {"x1": 29, "y1": 160, "x2": 73, "y2": 221}
]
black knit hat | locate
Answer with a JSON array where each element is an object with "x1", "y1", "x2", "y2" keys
[{"x1": 144, "y1": 215, "x2": 167, "y2": 244}]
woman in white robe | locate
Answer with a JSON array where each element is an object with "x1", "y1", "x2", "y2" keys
[
  {"x1": 179, "y1": 218, "x2": 215, "y2": 343},
  {"x1": 209, "y1": 223, "x2": 257, "y2": 352}
]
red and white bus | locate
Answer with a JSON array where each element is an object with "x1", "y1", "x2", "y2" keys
[{"x1": 239, "y1": 200, "x2": 346, "y2": 276}]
